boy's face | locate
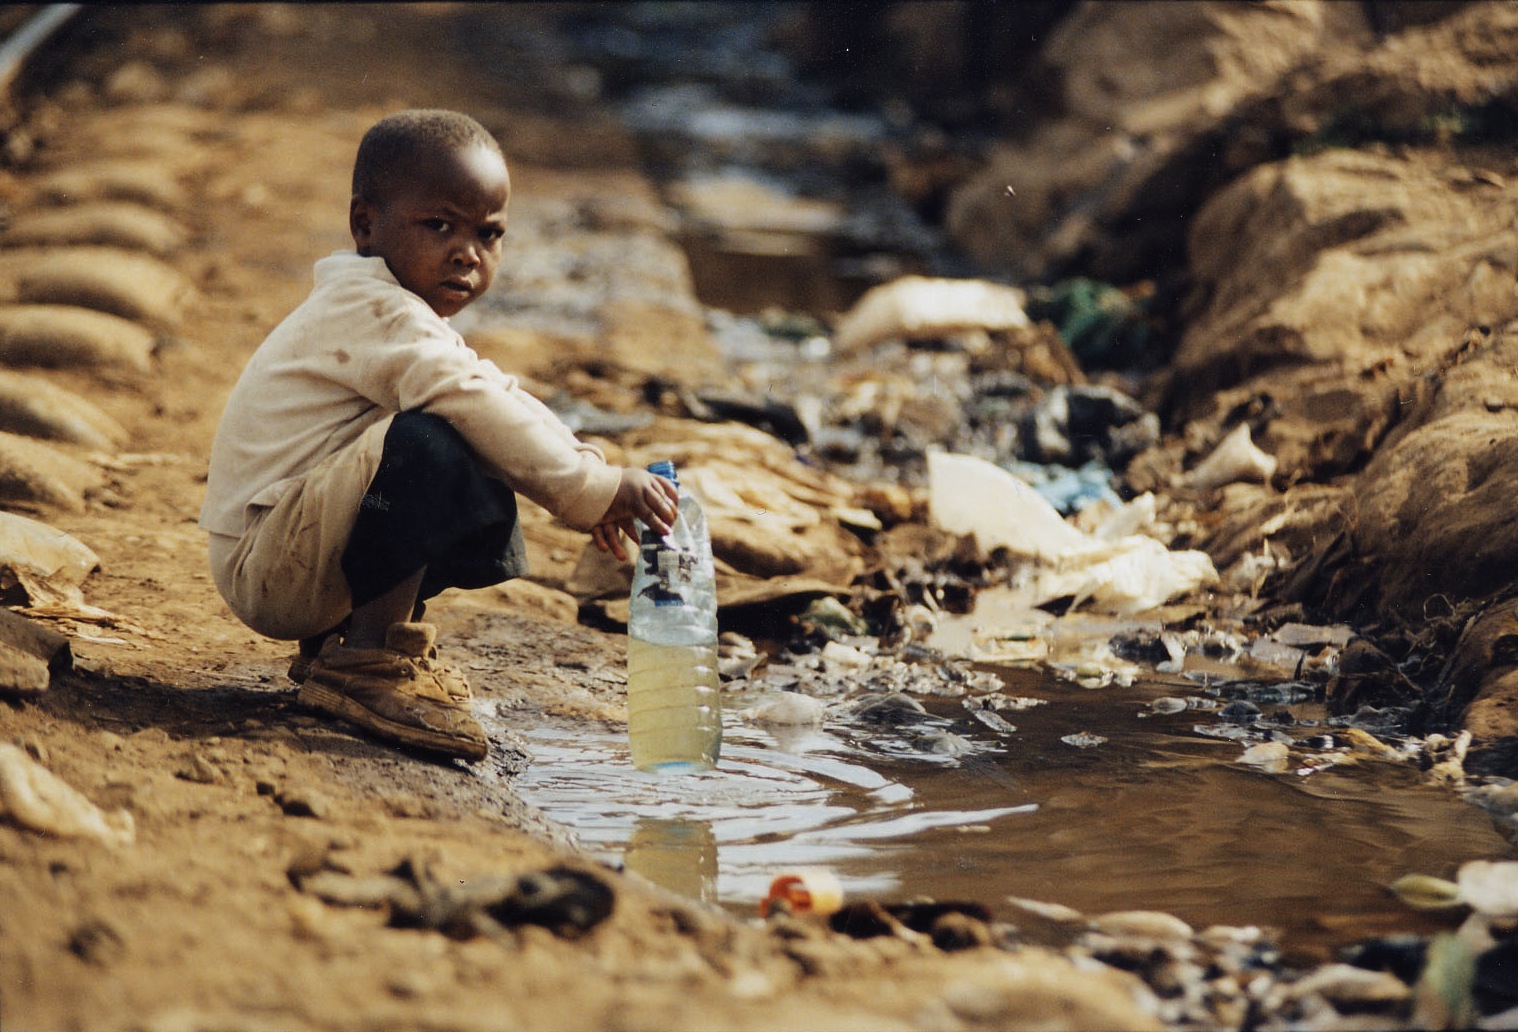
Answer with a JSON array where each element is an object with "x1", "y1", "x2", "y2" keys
[{"x1": 350, "y1": 142, "x2": 510, "y2": 318}]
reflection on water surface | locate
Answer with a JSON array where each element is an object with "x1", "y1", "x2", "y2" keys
[{"x1": 509, "y1": 665, "x2": 1512, "y2": 959}]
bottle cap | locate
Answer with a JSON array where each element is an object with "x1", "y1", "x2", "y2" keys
[
  {"x1": 759, "y1": 868, "x2": 844, "y2": 917},
  {"x1": 647, "y1": 459, "x2": 678, "y2": 484}
]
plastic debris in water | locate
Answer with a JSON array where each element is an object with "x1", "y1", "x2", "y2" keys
[
  {"x1": 760, "y1": 868, "x2": 844, "y2": 917},
  {"x1": 1061, "y1": 731, "x2": 1107, "y2": 749}
]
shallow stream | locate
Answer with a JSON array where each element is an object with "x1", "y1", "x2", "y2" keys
[{"x1": 512, "y1": 658, "x2": 1511, "y2": 964}]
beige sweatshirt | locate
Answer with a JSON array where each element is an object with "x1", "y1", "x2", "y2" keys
[{"x1": 199, "y1": 251, "x2": 620, "y2": 539}]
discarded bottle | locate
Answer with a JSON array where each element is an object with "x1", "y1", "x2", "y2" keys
[{"x1": 627, "y1": 460, "x2": 721, "y2": 773}]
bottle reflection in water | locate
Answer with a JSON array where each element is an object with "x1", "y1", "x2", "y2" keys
[
  {"x1": 625, "y1": 818, "x2": 718, "y2": 903},
  {"x1": 627, "y1": 460, "x2": 721, "y2": 773}
]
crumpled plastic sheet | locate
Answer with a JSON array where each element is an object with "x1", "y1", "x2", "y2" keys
[{"x1": 927, "y1": 450, "x2": 1217, "y2": 614}]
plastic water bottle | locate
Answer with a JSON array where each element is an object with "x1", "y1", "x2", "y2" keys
[{"x1": 627, "y1": 460, "x2": 722, "y2": 772}]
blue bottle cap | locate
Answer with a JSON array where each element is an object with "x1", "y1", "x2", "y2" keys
[{"x1": 647, "y1": 459, "x2": 677, "y2": 484}]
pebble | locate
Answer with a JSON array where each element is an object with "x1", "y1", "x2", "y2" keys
[
  {"x1": 1285, "y1": 962, "x2": 1410, "y2": 1006},
  {"x1": 275, "y1": 787, "x2": 330, "y2": 819},
  {"x1": 1089, "y1": 909, "x2": 1194, "y2": 943},
  {"x1": 176, "y1": 753, "x2": 224, "y2": 784},
  {"x1": 1239, "y1": 741, "x2": 1290, "y2": 771},
  {"x1": 67, "y1": 918, "x2": 125, "y2": 965},
  {"x1": 742, "y1": 692, "x2": 825, "y2": 726},
  {"x1": 1219, "y1": 701, "x2": 1262, "y2": 722}
]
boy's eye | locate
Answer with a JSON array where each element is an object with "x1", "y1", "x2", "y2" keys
[
  {"x1": 424, "y1": 219, "x2": 451, "y2": 233},
  {"x1": 480, "y1": 227, "x2": 504, "y2": 244}
]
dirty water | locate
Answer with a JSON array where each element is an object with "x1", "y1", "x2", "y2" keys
[{"x1": 506, "y1": 660, "x2": 1510, "y2": 961}]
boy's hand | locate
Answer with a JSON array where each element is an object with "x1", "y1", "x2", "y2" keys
[{"x1": 591, "y1": 467, "x2": 681, "y2": 562}]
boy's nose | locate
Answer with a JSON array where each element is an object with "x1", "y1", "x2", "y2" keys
[{"x1": 451, "y1": 241, "x2": 481, "y2": 267}]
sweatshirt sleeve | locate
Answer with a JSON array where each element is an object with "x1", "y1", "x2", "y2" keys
[{"x1": 345, "y1": 290, "x2": 622, "y2": 531}]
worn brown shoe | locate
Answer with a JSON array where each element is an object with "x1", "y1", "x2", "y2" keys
[
  {"x1": 385, "y1": 622, "x2": 473, "y2": 702},
  {"x1": 296, "y1": 623, "x2": 487, "y2": 762}
]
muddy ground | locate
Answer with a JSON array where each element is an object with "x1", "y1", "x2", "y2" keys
[{"x1": 1, "y1": 4, "x2": 1516, "y2": 1031}]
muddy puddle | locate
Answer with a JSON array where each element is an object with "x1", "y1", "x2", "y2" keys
[{"x1": 509, "y1": 657, "x2": 1510, "y2": 963}]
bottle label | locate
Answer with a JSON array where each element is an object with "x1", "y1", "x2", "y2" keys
[{"x1": 638, "y1": 534, "x2": 696, "y2": 607}]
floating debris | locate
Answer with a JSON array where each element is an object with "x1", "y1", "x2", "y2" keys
[
  {"x1": 1060, "y1": 731, "x2": 1107, "y2": 749},
  {"x1": 741, "y1": 692, "x2": 825, "y2": 726}
]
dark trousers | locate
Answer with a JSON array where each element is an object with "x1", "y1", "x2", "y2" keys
[{"x1": 341, "y1": 410, "x2": 528, "y2": 611}]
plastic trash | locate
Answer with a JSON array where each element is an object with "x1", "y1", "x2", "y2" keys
[
  {"x1": 1007, "y1": 459, "x2": 1123, "y2": 515},
  {"x1": 1186, "y1": 423, "x2": 1277, "y2": 490},
  {"x1": 833, "y1": 276, "x2": 1031, "y2": 355},
  {"x1": 928, "y1": 450, "x2": 1088, "y2": 562},
  {"x1": 760, "y1": 868, "x2": 844, "y2": 917},
  {"x1": 627, "y1": 460, "x2": 722, "y2": 773},
  {"x1": 927, "y1": 450, "x2": 1218, "y2": 614},
  {"x1": 1024, "y1": 277, "x2": 1152, "y2": 369},
  {"x1": 0, "y1": 510, "x2": 100, "y2": 607}
]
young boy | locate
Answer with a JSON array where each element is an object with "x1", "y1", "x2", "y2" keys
[{"x1": 200, "y1": 109, "x2": 679, "y2": 762}]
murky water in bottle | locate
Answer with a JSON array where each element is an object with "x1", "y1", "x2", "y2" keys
[{"x1": 626, "y1": 637, "x2": 721, "y2": 772}]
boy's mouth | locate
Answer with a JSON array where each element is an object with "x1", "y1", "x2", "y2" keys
[{"x1": 440, "y1": 278, "x2": 474, "y2": 300}]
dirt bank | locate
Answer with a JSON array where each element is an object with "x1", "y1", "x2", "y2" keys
[{"x1": 0, "y1": 4, "x2": 1515, "y2": 1031}]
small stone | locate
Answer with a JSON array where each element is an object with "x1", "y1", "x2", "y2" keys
[
  {"x1": 1239, "y1": 741, "x2": 1290, "y2": 771},
  {"x1": 68, "y1": 918, "x2": 125, "y2": 965},
  {"x1": 1005, "y1": 897, "x2": 1084, "y2": 923},
  {"x1": 1090, "y1": 910, "x2": 1194, "y2": 943},
  {"x1": 1287, "y1": 962, "x2": 1410, "y2": 1006},
  {"x1": 176, "y1": 754, "x2": 223, "y2": 784},
  {"x1": 276, "y1": 787, "x2": 330, "y2": 819}
]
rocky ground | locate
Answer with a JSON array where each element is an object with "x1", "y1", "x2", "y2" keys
[{"x1": 0, "y1": 3, "x2": 1516, "y2": 1031}]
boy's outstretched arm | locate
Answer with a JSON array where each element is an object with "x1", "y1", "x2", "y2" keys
[{"x1": 591, "y1": 466, "x2": 681, "y2": 562}]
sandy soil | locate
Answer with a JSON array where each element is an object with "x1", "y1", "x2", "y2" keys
[{"x1": 0, "y1": 7, "x2": 1172, "y2": 1031}]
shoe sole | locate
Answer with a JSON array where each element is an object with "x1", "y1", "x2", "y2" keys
[{"x1": 297, "y1": 681, "x2": 488, "y2": 762}]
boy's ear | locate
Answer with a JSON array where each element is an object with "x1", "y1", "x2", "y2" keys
[{"x1": 349, "y1": 196, "x2": 373, "y2": 252}]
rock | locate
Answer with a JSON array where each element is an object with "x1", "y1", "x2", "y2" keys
[
  {"x1": 275, "y1": 786, "x2": 331, "y2": 819},
  {"x1": 939, "y1": 949, "x2": 1164, "y2": 1031},
  {"x1": 1089, "y1": 910, "x2": 1194, "y2": 944},
  {"x1": 1239, "y1": 741, "x2": 1291, "y2": 771},
  {"x1": 67, "y1": 918, "x2": 126, "y2": 965},
  {"x1": 0, "y1": 640, "x2": 53, "y2": 695},
  {"x1": 175, "y1": 754, "x2": 224, "y2": 785},
  {"x1": 0, "y1": 743, "x2": 135, "y2": 846},
  {"x1": 1287, "y1": 962, "x2": 1411, "y2": 1007}
]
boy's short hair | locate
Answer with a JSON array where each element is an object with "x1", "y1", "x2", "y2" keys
[{"x1": 352, "y1": 109, "x2": 504, "y2": 203}]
